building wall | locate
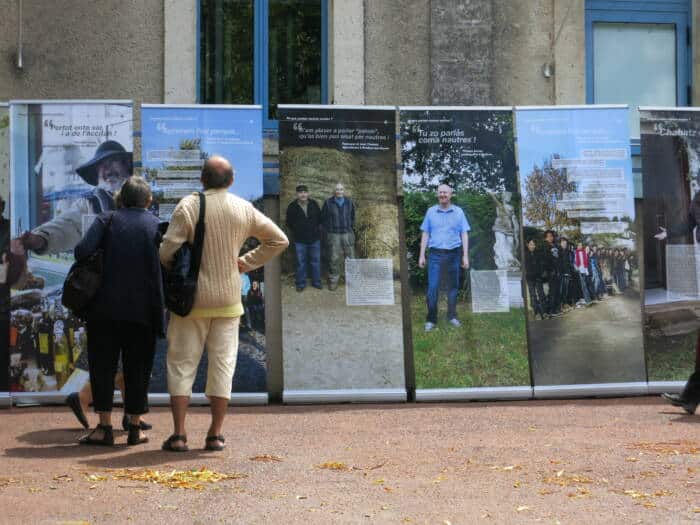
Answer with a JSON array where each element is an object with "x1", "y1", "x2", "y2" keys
[
  {"x1": 428, "y1": 0, "x2": 585, "y2": 106},
  {"x1": 164, "y1": 0, "x2": 197, "y2": 103},
  {"x1": 0, "y1": 0, "x2": 164, "y2": 102},
  {"x1": 365, "y1": 0, "x2": 431, "y2": 106}
]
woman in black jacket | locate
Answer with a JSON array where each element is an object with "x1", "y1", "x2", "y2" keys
[{"x1": 75, "y1": 176, "x2": 164, "y2": 446}]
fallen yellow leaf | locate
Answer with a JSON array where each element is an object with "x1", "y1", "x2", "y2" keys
[
  {"x1": 249, "y1": 455, "x2": 283, "y2": 462},
  {"x1": 84, "y1": 474, "x2": 107, "y2": 482},
  {"x1": 316, "y1": 462, "x2": 349, "y2": 471},
  {"x1": 627, "y1": 441, "x2": 700, "y2": 455},
  {"x1": 111, "y1": 467, "x2": 245, "y2": 490},
  {"x1": 516, "y1": 505, "x2": 530, "y2": 512}
]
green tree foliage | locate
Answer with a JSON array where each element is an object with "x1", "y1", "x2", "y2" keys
[
  {"x1": 401, "y1": 111, "x2": 516, "y2": 193},
  {"x1": 523, "y1": 155, "x2": 577, "y2": 232}
]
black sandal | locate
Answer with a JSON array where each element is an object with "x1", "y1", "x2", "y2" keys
[
  {"x1": 127, "y1": 424, "x2": 149, "y2": 446},
  {"x1": 122, "y1": 414, "x2": 152, "y2": 431},
  {"x1": 78, "y1": 424, "x2": 114, "y2": 446},
  {"x1": 204, "y1": 435, "x2": 226, "y2": 451},
  {"x1": 161, "y1": 434, "x2": 188, "y2": 452}
]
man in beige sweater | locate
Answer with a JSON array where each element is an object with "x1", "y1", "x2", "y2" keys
[{"x1": 159, "y1": 156, "x2": 288, "y2": 452}]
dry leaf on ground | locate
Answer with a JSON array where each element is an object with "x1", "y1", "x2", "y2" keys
[
  {"x1": 250, "y1": 455, "x2": 284, "y2": 462},
  {"x1": 316, "y1": 462, "x2": 349, "y2": 471},
  {"x1": 111, "y1": 467, "x2": 245, "y2": 490},
  {"x1": 542, "y1": 472, "x2": 593, "y2": 487},
  {"x1": 627, "y1": 441, "x2": 700, "y2": 455}
]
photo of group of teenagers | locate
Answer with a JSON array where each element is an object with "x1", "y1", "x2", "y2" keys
[{"x1": 525, "y1": 230, "x2": 637, "y2": 321}]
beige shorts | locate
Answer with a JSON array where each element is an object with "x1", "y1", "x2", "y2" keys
[{"x1": 166, "y1": 315, "x2": 240, "y2": 399}]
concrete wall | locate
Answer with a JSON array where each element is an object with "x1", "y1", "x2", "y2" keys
[
  {"x1": 164, "y1": 0, "x2": 197, "y2": 103},
  {"x1": 0, "y1": 0, "x2": 164, "y2": 102},
  {"x1": 330, "y1": 0, "x2": 365, "y2": 104},
  {"x1": 365, "y1": 0, "x2": 431, "y2": 105},
  {"x1": 553, "y1": 0, "x2": 585, "y2": 104},
  {"x1": 491, "y1": 0, "x2": 554, "y2": 106},
  {"x1": 431, "y1": 0, "x2": 493, "y2": 105},
  {"x1": 429, "y1": 0, "x2": 584, "y2": 106}
]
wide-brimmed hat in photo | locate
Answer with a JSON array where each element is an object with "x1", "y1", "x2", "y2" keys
[{"x1": 76, "y1": 140, "x2": 132, "y2": 186}]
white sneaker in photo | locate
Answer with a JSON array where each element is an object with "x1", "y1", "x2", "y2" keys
[
  {"x1": 448, "y1": 318, "x2": 461, "y2": 327},
  {"x1": 424, "y1": 322, "x2": 436, "y2": 332}
]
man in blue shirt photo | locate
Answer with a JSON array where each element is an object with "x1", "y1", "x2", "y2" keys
[{"x1": 418, "y1": 184, "x2": 470, "y2": 332}]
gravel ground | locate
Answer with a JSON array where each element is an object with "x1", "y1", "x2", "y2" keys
[{"x1": 0, "y1": 397, "x2": 698, "y2": 524}]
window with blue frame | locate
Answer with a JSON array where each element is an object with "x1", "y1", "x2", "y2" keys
[
  {"x1": 585, "y1": 0, "x2": 691, "y2": 139},
  {"x1": 199, "y1": 0, "x2": 328, "y2": 129}
]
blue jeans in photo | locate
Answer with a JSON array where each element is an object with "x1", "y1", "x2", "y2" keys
[
  {"x1": 295, "y1": 240, "x2": 321, "y2": 288},
  {"x1": 426, "y1": 248, "x2": 461, "y2": 324},
  {"x1": 577, "y1": 271, "x2": 591, "y2": 303}
]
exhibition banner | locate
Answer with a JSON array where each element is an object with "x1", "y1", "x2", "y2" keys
[
  {"x1": 639, "y1": 108, "x2": 700, "y2": 383},
  {"x1": 278, "y1": 105, "x2": 405, "y2": 400},
  {"x1": 141, "y1": 104, "x2": 266, "y2": 394},
  {"x1": 400, "y1": 107, "x2": 530, "y2": 392},
  {"x1": 0, "y1": 104, "x2": 9, "y2": 393},
  {"x1": 8, "y1": 101, "x2": 133, "y2": 394},
  {"x1": 515, "y1": 106, "x2": 646, "y2": 388}
]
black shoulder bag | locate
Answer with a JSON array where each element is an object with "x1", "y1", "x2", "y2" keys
[
  {"x1": 62, "y1": 213, "x2": 114, "y2": 317},
  {"x1": 163, "y1": 192, "x2": 206, "y2": 316}
]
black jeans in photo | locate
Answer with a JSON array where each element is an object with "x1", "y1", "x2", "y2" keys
[
  {"x1": 86, "y1": 319, "x2": 156, "y2": 415},
  {"x1": 526, "y1": 279, "x2": 546, "y2": 319},
  {"x1": 545, "y1": 273, "x2": 561, "y2": 315}
]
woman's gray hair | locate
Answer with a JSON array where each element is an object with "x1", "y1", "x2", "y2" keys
[{"x1": 114, "y1": 176, "x2": 152, "y2": 209}]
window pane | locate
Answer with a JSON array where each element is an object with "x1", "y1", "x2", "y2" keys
[
  {"x1": 200, "y1": 0, "x2": 254, "y2": 104},
  {"x1": 593, "y1": 22, "x2": 676, "y2": 137},
  {"x1": 268, "y1": 0, "x2": 322, "y2": 120}
]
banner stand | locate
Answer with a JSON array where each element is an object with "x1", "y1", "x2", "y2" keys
[
  {"x1": 646, "y1": 381, "x2": 685, "y2": 395},
  {"x1": 534, "y1": 382, "x2": 648, "y2": 399},
  {"x1": 11, "y1": 392, "x2": 268, "y2": 407},
  {"x1": 415, "y1": 386, "x2": 533, "y2": 402},
  {"x1": 283, "y1": 389, "x2": 407, "y2": 404}
]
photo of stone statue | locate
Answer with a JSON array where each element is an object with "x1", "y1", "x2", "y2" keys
[{"x1": 488, "y1": 190, "x2": 520, "y2": 271}]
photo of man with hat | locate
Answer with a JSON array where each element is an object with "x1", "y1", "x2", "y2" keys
[
  {"x1": 285, "y1": 184, "x2": 322, "y2": 291},
  {"x1": 17, "y1": 140, "x2": 132, "y2": 255}
]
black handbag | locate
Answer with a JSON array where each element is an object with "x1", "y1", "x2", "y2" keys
[
  {"x1": 62, "y1": 213, "x2": 114, "y2": 316},
  {"x1": 163, "y1": 192, "x2": 206, "y2": 316}
]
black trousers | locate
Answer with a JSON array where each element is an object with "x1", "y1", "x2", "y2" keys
[
  {"x1": 86, "y1": 319, "x2": 156, "y2": 415},
  {"x1": 546, "y1": 274, "x2": 561, "y2": 314},
  {"x1": 526, "y1": 279, "x2": 546, "y2": 318}
]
